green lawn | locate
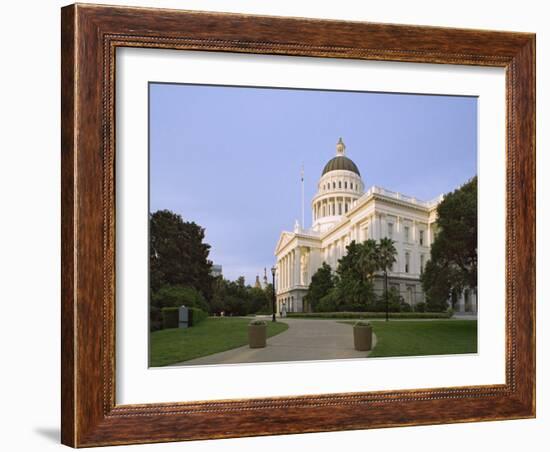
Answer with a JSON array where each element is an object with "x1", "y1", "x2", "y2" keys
[
  {"x1": 150, "y1": 317, "x2": 289, "y2": 367},
  {"x1": 345, "y1": 320, "x2": 477, "y2": 358}
]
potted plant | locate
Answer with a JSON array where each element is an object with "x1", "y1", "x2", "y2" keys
[
  {"x1": 353, "y1": 320, "x2": 372, "y2": 351},
  {"x1": 248, "y1": 319, "x2": 267, "y2": 348}
]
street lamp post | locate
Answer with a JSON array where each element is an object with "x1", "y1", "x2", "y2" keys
[{"x1": 271, "y1": 266, "x2": 277, "y2": 322}]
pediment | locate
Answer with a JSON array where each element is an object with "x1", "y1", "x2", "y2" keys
[{"x1": 274, "y1": 231, "x2": 294, "y2": 255}]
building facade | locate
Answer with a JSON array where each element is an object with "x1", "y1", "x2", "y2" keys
[{"x1": 274, "y1": 138, "x2": 477, "y2": 314}]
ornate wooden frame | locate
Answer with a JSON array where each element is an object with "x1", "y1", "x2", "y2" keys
[{"x1": 61, "y1": 3, "x2": 536, "y2": 447}]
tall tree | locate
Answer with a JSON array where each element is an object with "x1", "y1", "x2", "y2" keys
[
  {"x1": 358, "y1": 239, "x2": 379, "y2": 282},
  {"x1": 334, "y1": 240, "x2": 378, "y2": 310},
  {"x1": 304, "y1": 262, "x2": 334, "y2": 312},
  {"x1": 149, "y1": 210, "x2": 213, "y2": 298},
  {"x1": 422, "y1": 177, "x2": 477, "y2": 308},
  {"x1": 377, "y1": 238, "x2": 398, "y2": 321}
]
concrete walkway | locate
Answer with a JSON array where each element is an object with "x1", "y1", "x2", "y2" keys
[{"x1": 174, "y1": 318, "x2": 376, "y2": 366}]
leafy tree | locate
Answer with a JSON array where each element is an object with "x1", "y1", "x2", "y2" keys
[
  {"x1": 334, "y1": 240, "x2": 377, "y2": 311},
  {"x1": 207, "y1": 275, "x2": 272, "y2": 316},
  {"x1": 209, "y1": 276, "x2": 226, "y2": 314},
  {"x1": 149, "y1": 210, "x2": 213, "y2": 299},
  {"x1": 378, "y1": 238, "x2": 398, "y2": 321},
  {"x1": 248, "y1": 286, "x2": 270, "y2": 314},
  {"x1": 304, "y1": 262, "x2": 334, "y2": 312},
  {"x1": 422, "y1": 177, "x2": 477, "y2": 308},
  {"x1": 317, "y1": 288, "x2": 340, "y2": 312},
  {"x1": 336, "y1": 242, "x2": 363, "y2": 282},
  {"x1": 375, "y1": 286, "x2": 404, "y2": 312}
]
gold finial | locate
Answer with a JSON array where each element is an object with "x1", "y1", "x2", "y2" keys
[{"x1": 336, "y1": 137, "x2": 346, "y2": 156}]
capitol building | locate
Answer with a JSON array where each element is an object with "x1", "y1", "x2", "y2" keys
[{"x1": 274, "y1": 138, "x2": 477, "y2": 314}]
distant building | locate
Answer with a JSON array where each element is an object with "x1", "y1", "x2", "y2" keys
[
  {"x1": 274, "y1": 138, "x2": 477, "y2": 314},
  {"x1": 254, "y1": 275, "x2": 262, "y2": 289},
  {"x1": 211, "y1": 264, "x2": 223, "y2": 278}
]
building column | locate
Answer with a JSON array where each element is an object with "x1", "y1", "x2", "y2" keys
[
  {"x1": 306, "y1": 247, "x2": 312, "y2": 287},
  {"x1": 283, "y1": 255, "x2": 288, "y2": 289},
  {"x1": 294, "y1": 247, "x2": 301, "y2": 286},
  {"x1": 281, "y1": 256, "x2": 284, "y2": 290},
  {"x1": 280, "y1": 257, "x2": 284, "y2": 290},
  {"x1": 290, "y1": 250, "x2": 295, "y2": 288},
  {"x1": 288, "y1": 254, "x2": 291, "y2": 288}
]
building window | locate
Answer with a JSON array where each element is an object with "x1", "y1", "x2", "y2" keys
[
  {"x1": 404, "y1": 226, "x2": 410, "y2": 242},
  {"x1": 345, "y1": 203, "x2": 348, "y2": 213},
  {"x1": 344, "y1": 181, "x2": 348, "y2": 189},
  {"x1": 338, "y1": 203, "x2": 342, "y2": 215},
  {"x1": 338, "y1": 181, "x2": 342, "y2": 188},
  {"x1": 420, "y1": 255, "x2": 424, "y2": 274},
  {"x1": 387, "y1": 223, "x2": 393, "y2": 238},
  {"x1": 405, "y1": 252, "x2": 410, "y2": 273},
  {"x1": 419, "y1": 230, "x2": 424, "y2": 245},
  {"x1": 333, "y1": 182, "x2": 336, "y2": 189}
]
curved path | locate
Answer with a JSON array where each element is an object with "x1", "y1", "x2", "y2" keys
[{"x1": 174, "y1": 318, "x2": 376, "y2": 366}]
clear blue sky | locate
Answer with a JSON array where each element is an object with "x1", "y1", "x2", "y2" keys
[{"x1": 149, "y1": 83, "x2": 477, "y2": 284}]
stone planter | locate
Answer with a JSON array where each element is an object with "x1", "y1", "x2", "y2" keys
[
  {"x1": 353, "y1": 324, "x2": 372, "y2": 351},
  {"x1": 248, "y1": 322, "x2": 267, "y2": 348}
]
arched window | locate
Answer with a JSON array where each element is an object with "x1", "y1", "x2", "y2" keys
[
  {"x1": 333, "y1": 182, "x2": 336, "y2": 189},
  {"x1": 338, "y1": 181, "x2": 342, "y2": 188},
  {"x1": 344, "y1": 181, "x2": 348, "y2": 189},
  {"x1": 405, "y1": 252, "x2": 410, "y2": 273}
]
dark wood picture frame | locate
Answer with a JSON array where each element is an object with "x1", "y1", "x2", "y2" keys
[{"x1": 61, "y1": 3, "x2": 536, "y2": 447}]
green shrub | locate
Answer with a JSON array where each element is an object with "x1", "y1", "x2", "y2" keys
[
  {"x1": 150, "y1": 306, "x2": 162, "y2": 332},
  {"x1": 152, "y1": 285, "x2": 209, "y2": 312},
  {"x1": 426, "y1": 296, "x2": 449, "y2": 312},
  {"x1": 188, "y1": 307, "x2": 208, "y2": 326},
  {"x1": 316, "y1": 289, "x2": 339, "y2": 312},
  {"x1": 414, "y1": 302, "x2": 427, "y2": 313},
  {"x1": 375, "y1": 287, "x2": 404, "y2": 312},
  {"x1": 161, "y1": 307, "x2": 179, "y2": 329},
  {"x1": 286, "y1": 311, "x2": 452, "y2": 320}
]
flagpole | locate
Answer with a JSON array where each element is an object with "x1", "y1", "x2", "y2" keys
[{"x1": 301, "y1": 164, "x2": 305, "y2": 229}]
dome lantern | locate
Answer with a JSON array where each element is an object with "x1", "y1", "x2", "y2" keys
[
  {"x1": 322, "y1": 137, "x2": 361, "y2": 176},
  {"x1": 336, "y1": 137, "x2": 346, "y2": 156}
]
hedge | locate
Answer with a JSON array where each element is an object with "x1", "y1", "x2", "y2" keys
[
  {"x1": 189, "y1": 307, "x2": 208, "y2": 326},
  {"x1": 161, "y1": 307, "x2": 179, "y2": 329},
  {"x1": 287, "y1": 311, "x2": 452, "y2": 320}
]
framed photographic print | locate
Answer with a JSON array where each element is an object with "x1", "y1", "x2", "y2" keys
[{"x1": 61, "y1": 3, "x2": 535, "y2": 447}]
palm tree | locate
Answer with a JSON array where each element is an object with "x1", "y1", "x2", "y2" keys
[
  {"x1": 358, "y1": 239, "x2": 379, "y2": 282},
  {"x1": 378, "y1": 238, "x2": 398, "y2": 321}
]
